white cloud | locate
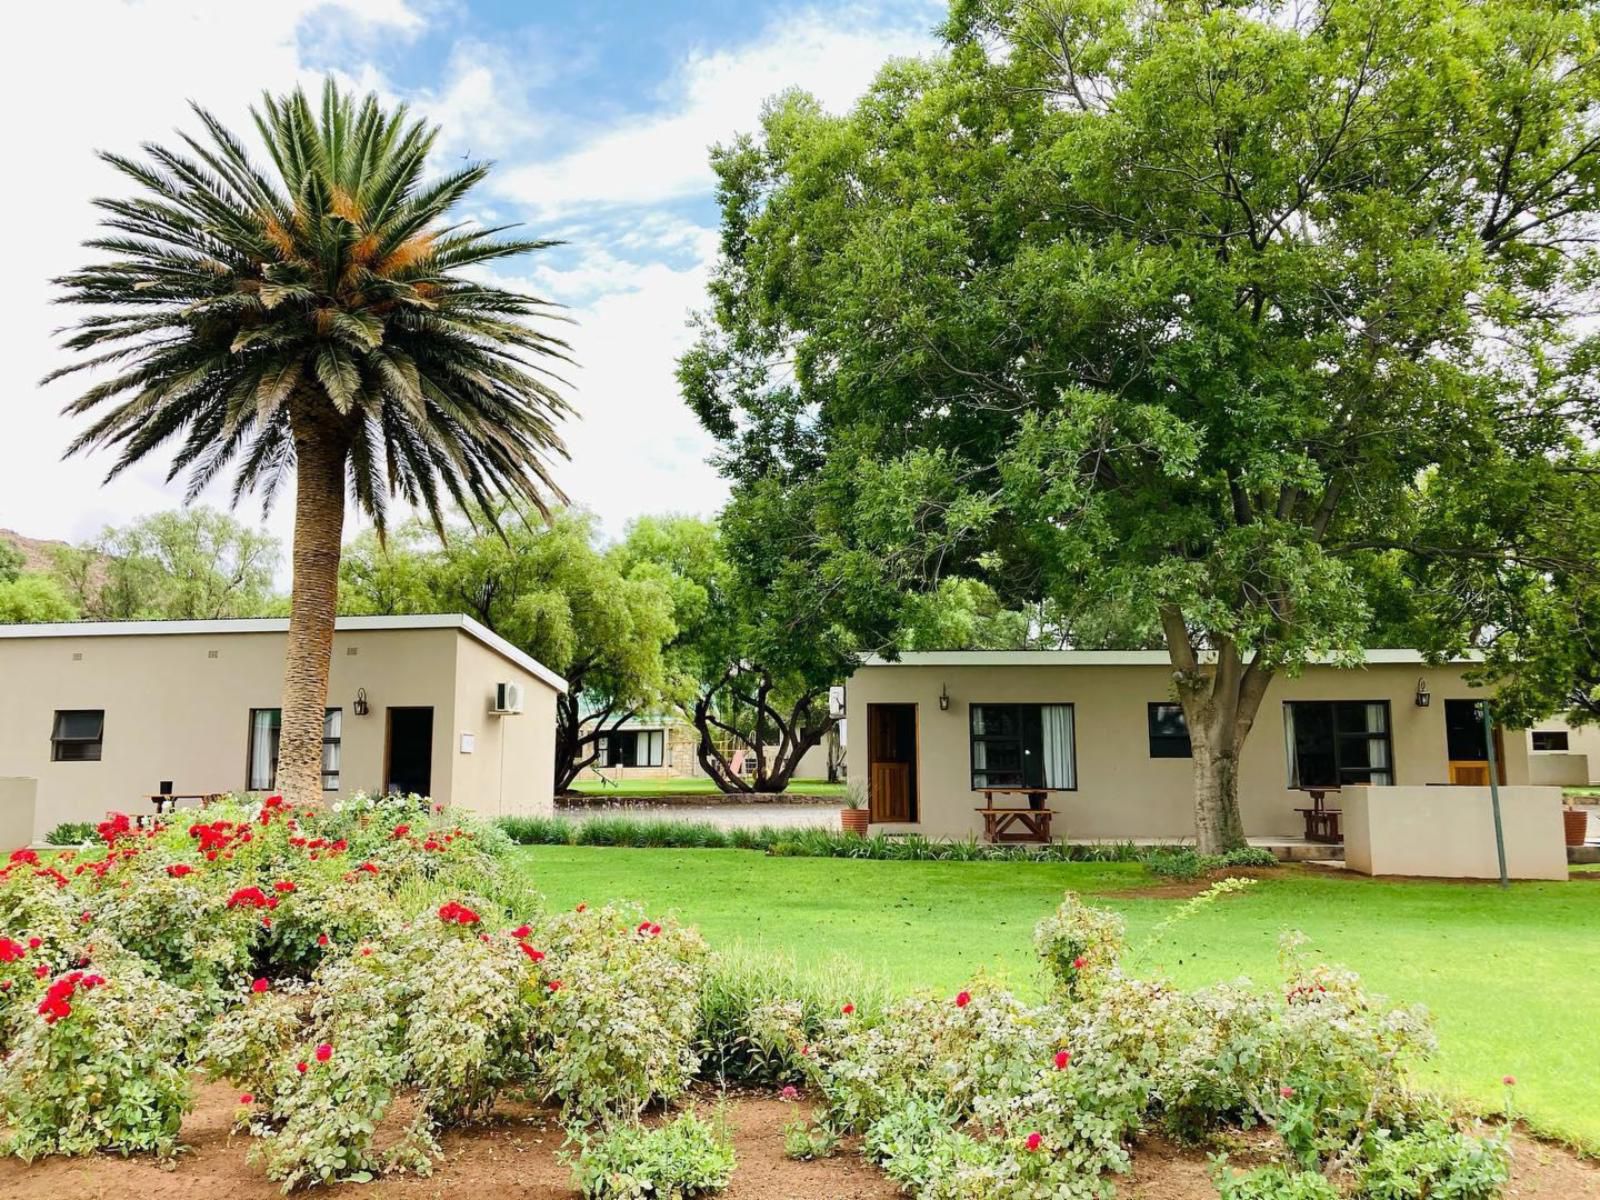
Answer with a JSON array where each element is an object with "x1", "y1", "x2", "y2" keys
[{"x1": 494, "y1": 8, "x2": 939, "y2": 217}]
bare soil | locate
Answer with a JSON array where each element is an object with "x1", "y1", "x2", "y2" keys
[
  {"x1": 0, "y1": 1080, "x2": 1592, "y2": 1199},
  {"x1": 1105, "y1": 866, "x2": 1286, "y2": 900}
]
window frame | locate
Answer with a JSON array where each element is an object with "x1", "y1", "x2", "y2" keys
[
  {"x1": 1531, "y1": 730, "x2": 1570, "y2": 752},
  {"x1": 968, "y1": 702, "x2": 1077, "y2": 792},
  {"x1": 1283, "y1": 700, "x2": 1395, "y2": 789},
  {"x1": 1146, "y1": 702, "x2": 1192, "y2": 758},
  {"x1": 246, "y1": 708, "x2": 342, "y2": 792},
  {"x1": 50, "y1": 709, "x2": 104, "y2": 762}
]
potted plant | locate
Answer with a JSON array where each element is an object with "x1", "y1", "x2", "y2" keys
[
  {"x1": 1563, "y1": 796, "x2": 1590, "y2": 848},
  {"x1": 840, "y1": 781, "x2": 869, "y2": 837}
]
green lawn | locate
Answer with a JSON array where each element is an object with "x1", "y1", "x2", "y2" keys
[
  {"x1": 565, "y1": 777, "x2": 846, "y2": 799},
  {"x1": 513, "y1": 847, "x2": 1599, "y2": 1150}
]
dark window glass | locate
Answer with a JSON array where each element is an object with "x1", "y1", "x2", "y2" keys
[
  {"x1": 970, "y1": 704, "x2": 1075, "y2": 790},
  {"x1": 248, "y1": 708, "x2": 340, "y2": 790},
  {"x1": 1532, "y1": 730, "x2": 1570, "y2": 752},
  {"x1": 51, "y1": 710, "x2": 104, "y2": 762},
  {"x1": 1285, "y1": 701, "x2": 1393, "y2": 788},
  {"x1": 1147, "y1": 703, "x2": 1192, "y2": 758}
]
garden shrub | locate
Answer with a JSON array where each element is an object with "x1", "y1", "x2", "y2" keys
[
  {"x1": 1212, "y1": 1163, "x2": 1342, "y2": 1200},
  {"x1": 0, "y1": 961, "x2": 192, "y2": 1159},
  {"x1": 569, "y1": 1108, "x2": 736, "y2": 1199},
  {"x1": 696, "y1": 949, "x2": 884, "y2": 1084},
  {"x1": 530, "y1": 902, "x2": 708, "y2": 1120},
  {"x1": 1356, "y1": 1122, "x2": 1510, "y2": 1200},
  {"x1": 1034, "y1": 891, "x2": 1126, "y2": 998},
  {"x1": 1141, "y1": 846, "x2": 1280, "y2": 880},
  {"x1": 43, "y1": 821, "x2": 96, "y2": 846},
  {"x1": 783, "y1": 1116, "x2": 838, "y2": 1160}
]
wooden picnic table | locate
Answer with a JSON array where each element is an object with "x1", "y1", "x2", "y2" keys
[
  {"x1": 975, "y1": 788, "x2": 1056, "y2": 843},
  {"x1": 1294, "y1": 787, "x2": 1342, "y2": 843}
]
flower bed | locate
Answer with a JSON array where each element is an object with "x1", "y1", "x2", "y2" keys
[{"x1": 0, "y1": 801, "x2": 1513, "y2": 1198}]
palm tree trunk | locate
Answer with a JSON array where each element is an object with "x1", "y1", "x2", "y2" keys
[{"x1": 276, "y1": 423, "x2": 348, "y2": 804}]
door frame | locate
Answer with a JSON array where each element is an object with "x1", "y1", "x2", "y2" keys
[
  {"x1": 1443, "y1": 698, "x2": 1507, "y2": 786},
  {"x1": 866, "y1": 702, "x2": 919, "y2": 824},
  {"x1": 383, "y1": 706, "x2": 435, "y2": 796}
]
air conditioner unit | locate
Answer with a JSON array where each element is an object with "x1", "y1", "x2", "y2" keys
[{"x1": 491, "y1": 682, "x2": 524, "y2": 715}]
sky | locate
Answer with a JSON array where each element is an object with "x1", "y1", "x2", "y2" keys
[{"x1": 2, "y1": 0, "x2": 942, "y2": 576}]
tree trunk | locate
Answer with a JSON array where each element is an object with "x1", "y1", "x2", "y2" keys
[
  {"x1": 688, "y1": 665, "x2": 836, "y2": 794},
  {"x1": 276, "y1": 423, "x2": 348, "y2": 805},
  {"x1": 1160, "y1": 606, "x2": 1273, "y2": 855}
]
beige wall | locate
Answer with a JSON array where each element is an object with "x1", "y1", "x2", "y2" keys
[
  {"x1": 1343, "y1": 786, "x2": 1567, "y2": 880},
  {"x1": 0, "y1": 625, "x2": 555, "y2": 841},
  {"x1": 1528, "y1": 753, "x2": 1591, "y2": 788},
  {"x1": 450, "y1": 633, "x2": 555, "y2": 820},
  {"x1": 0, "y1": 778, "x2": 36, "y2": 851},
  {"x1": 1528, "y1": 720, "x2": 1600, "y2": 785},
  {"x1": 845, "y1": 660, "x2": 1531, "y2": 841}
]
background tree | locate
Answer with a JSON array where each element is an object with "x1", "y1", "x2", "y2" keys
[
  {"x1": 340, "y1": 510, "x2": 675, "y2": 794},
  {"x1": 50, "y1": 81, "x2": 571, "y2": 803},
  {"x1": 0, "y1": 574, "x2": 78, "y2": 623},
  {"x1": 51, "y1": 507, "x2": 279, "y2": 620},
  {"x1": 683, "y1": 0, "x2": 1600, "y2": 849}
]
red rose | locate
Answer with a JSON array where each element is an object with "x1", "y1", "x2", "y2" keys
[
  {"x1": 239, "y1": 1093, "x2": 255, "y2": 1105},
  {"x1": 547, "y1": 979, "x2": 563, "y2": 992},
  {"x1": 0, "y1": 937, "x2": 24, "y2": 963},
  {"x1": 1054, "y1": 1051, "x2": 1071, "y2": 1070},
  {"x1": 317, "y1": 933, "x2": 331, "y2": 947},
  {"x1": 1072, "y1": 956, "x2": 1087, "y2": 969},
  {"x1": 9, "y1": 848, "x2": 39, "y2": 865},
  {"x1": 955, "y1": 991, "x2": 971, "y2": 1009},
  {"x1": 261, "y1": 917, "x2": 272, "y2": 929},
  {"x1": 296, "y1": 1061, "x2": 308, "y2": 1074},
  {"x1": 842, "y1": 1003, "x2": 854, "y2": 1015},
  {"x1": 315, "y1": 1042, "x2": 332, "y2": 1062},
  {"x1": 1280, "y1": 1085, "x2": 1296, "y2": 1098},
  {"x1": 511, "y1": 924, "x2": 532, "y2": 939},
  {"x1": 166, "y1": 864, "x2": 194, "y2": 878},
  {"x1": 649, "y1": 923, "x2": 662, "y2": 936},
  {"x1": 575, "y1": 903, "x2": 586, "y2": 913},
  {"x1": 274, "y1": 880, "x2": 296, "y2": 893},
  {"x1": 357, "y1": 862, "x2": 379, "y2": 874},
  {"x1": 251, "y1": 978, "x2": 269, "y2": 994},
  {"x1": 27, "y1": 937, "x2": 42, "y2": 950},
  {"x1": 518, "y1": 942, "x2": 545, "y2": 962},
  {"x1": 392, "y1": 824, "x2": 410, "y2": 839},
  {"x1": 35, "y1": 964, "x2": 49, "y2": 978},
  {"x1": 1025, "y1": 1132, "x2": 1042, "y2": 1152},
  {"x1": 1503, "y1": 1075, "x2": 1516, "y2": 1087}
]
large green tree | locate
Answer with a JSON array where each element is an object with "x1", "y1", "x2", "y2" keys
[
  {"x1": 683, "y1": 0, "x2": 1600, "y2": 849},
  {"x1": 340, "y1": 510, "x2": 675, "y2": 794},
  {"x1": 49, "y1": 81, "x2": 572, "y2": 803},
  {"x1": 52, "y1": 507, "x2": 279, "y2": 620}
]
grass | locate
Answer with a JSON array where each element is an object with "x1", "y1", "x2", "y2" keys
[
  {"x1": 565, "y1": 777, "x2": 847, "y2": 799},
  {"x1": 512, "y1": 846, "x2": 1600, "y2": 1151}
]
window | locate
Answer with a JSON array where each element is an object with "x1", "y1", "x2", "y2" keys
[
  {"x1": 248, "y1": 708, "x2": 341, "y2": 791},
  {"x1": 970, "y1": 703, "x2": 1075, "y2": 790},
  {"x1": 1283, "y1": 701, "x2": 1393, "y2": 788},
  {"x1": 1532, "y1": 730, "x2": 1570, "y2": 752},
  {"x1": 600, "y1": 729, "x2": 665, "y2": 768},
  {"x1": 51, "y1": 710, "x2": 104, "y2": 762},
  {"x1": 1147, "y1": 703, "x2": 1192, "y2": 758}
]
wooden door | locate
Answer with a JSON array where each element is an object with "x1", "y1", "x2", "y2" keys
[
  {"x1": 867, "y1": 704, "x2": 917, "y2": 823},
  {"x1": 1444, "y1": 699, "x2": 1507, "y2": 786}
]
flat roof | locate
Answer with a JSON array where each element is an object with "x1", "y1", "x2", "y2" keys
[
  {"x1": 0, "y1": 613, "x2": 568, "y2": 694},
  {"x1": 858, "y1": 648, "x2": 1480, "y2": 668}
]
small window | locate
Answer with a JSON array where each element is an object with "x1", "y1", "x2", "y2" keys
[
  {"x1": 1532, "y1": 730, "x2": 1570, "y2": 752},
  {"x1": 970, "y1": 703, "x2": 1076, "y2": 790},
  {"x1": 1147, "y1": 703, "x2": 1192, "y2": 758},
  {"x1": 248, "y1": 708, "x2": 341, "y2": 791},
  {"x1": 51, "y1": 710, "x2": 104, "y2": 762}
]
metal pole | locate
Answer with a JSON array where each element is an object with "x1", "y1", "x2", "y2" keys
[{"x1": 1481, "y1": 701, "x2": 1509, "y2": 888}]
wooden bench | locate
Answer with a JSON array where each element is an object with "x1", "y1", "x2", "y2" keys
[{"x1": 975, "y1": 786, "x2": 1056, "y2": 843}]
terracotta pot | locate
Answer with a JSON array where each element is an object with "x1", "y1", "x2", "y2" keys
[
  {"x1": 1563, "y1": 806, "x2": 1590, "y2": 848},
  {"x1": 840, "y1": 808, "x2": 870, "y2": 837}
]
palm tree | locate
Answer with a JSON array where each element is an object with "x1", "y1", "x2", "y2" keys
[{"x1": 47, "y1": 80, "x2": 572, "y2": 803}]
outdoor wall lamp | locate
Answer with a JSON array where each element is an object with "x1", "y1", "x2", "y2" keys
[
  {"x1": 1414, "y1": 678, "x2": 1431, "y2": 708},
  {"x1": 939, "y1": 683, "x2": 950, "y2": 712},
  {"x1": 353, "y1": 688, "x2": 370, "y2": 717}
]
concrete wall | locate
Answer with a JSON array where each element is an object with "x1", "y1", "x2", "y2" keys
[
  {"x1": 0, "y1": 625, "x2": 556, "y2": 840},
  {"x1": 450, "y1": 633, "x2": 555, "y2": 819},
  {"x1": 1343, "y1": 785, "x2": 1567, "y2": 879},
  {"x1": 845, "y1": 659, "x2": 1531, "y2": 841},
  {"x1": 1528, "y1": 720, "x2": 1600, "y2": 784},
  {"x1": 0, "y1": 778, "x2": 36, "y2": 852},
  {"x1": 1528, "y1": 753, "x2": 1591, "y2": 788}
]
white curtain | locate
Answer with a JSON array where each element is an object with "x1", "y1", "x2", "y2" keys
[
  {"x1": 1363, "y1": 703, "x2": 1391, "y2": 784},
  {"x1": 249, "y1": 709, "x2": 278, "y2": 790},
  {"x1": 644, "y1": 730, "x2": 664, "y2": 766},
  {"x1": 321, "y1": 709, "x2": 342, "y2": 790},
  {"x1": 1040, "y1": 704, "x2": 1075, "y2": 789},
  {"x1": 1283, "y1": 704, "x2": 1300, "y2": 788}
]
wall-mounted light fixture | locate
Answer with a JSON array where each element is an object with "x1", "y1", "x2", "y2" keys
[
  {"x1": 1414, "y1": 678, "x2": 1431, "y2": 708},
  {"x1": 939, "y1": 683, "x2": 951, "y2": 712},
  {"x1": 353, "y1": 688, "x2": 370, "y2": 717}
]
